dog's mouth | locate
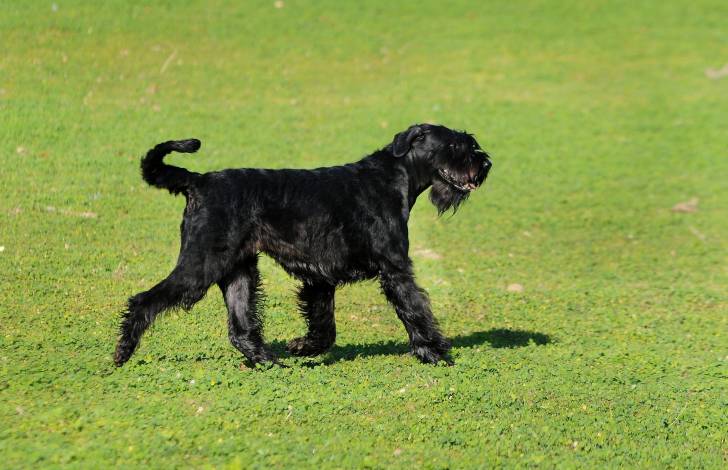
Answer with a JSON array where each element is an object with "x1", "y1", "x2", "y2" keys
[
  {"x1": 437, "y1": 160, "x2": 491, "y2": 192},
  {"x1": 437, "y1": 169, "x2": 478, "y2": 192}
]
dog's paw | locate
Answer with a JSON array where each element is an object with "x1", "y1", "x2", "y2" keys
[
  {"x1": 411, "y1": 343, "x2": 454, "y2": 366},
  {"x1": 286, "y1": 336, "x2": 332, "y2": 357},
  {"x1": 113, "y1": 339, "x2": 136, "y2": 367},
  {"x1": 242, "y1": 350, "x2": 283, "y2": 370},
  {"x1": 252, "y1": 359, "x2": 287, "y2": 370}
]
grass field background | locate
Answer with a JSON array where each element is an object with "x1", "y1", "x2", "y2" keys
[{"x1": 1, "y1": 0, "x2": 726, "y2": 467}]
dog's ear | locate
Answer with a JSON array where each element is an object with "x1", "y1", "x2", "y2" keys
[{"x1": 391, "y1": 125, "x2": 424, "y2": 157}]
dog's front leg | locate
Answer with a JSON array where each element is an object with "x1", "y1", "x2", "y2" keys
[
  {"x1": 218, "y1": 257, "x2": 277, "y2": 368},
  {"x1": 287, "y1": 282, "x2": 336, "y2": 357},
  {"x1": 379, "y1": 267, "x2": 452, "y2": 365}
]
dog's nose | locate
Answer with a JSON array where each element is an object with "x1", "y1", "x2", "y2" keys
[{"x1": 483, "y1": 159, "x2": 492, "y2": 174}]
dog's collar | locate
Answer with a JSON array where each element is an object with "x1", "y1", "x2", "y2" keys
[{"x1": 437, "y1": 169, "x2": 474, "y2": 192}]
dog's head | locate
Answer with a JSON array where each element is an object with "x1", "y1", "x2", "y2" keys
[{"x1": 391, "y1": 124, "x2": 492, "y2": 214}]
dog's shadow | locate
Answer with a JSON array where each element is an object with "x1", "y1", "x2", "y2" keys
[{"x1": 270, "y1": 328, "x2": 552, "y2": 365}]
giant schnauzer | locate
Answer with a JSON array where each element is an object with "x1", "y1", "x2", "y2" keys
[{"x1": 114, "y1": 124, "x2": 492, "y2": 367}]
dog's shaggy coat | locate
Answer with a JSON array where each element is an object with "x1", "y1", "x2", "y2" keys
[{"x1": 114, "y1": 124, "x2": 492, "y2": 367}]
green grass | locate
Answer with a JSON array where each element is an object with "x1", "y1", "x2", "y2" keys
[{"x1": 1, "y1": 0, "x2": 727, "y2": 467}]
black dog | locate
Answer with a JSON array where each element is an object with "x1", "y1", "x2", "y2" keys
[{"x1": 114, "y1": 124, "x2": 492, "y2": 367}]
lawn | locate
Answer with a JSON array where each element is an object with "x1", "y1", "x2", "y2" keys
[{"x1": 1, "y1": 0, "x2": 726, "y2": 467}]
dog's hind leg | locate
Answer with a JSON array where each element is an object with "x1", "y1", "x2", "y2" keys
[
  {"x1": 218, "y1": 256, "x2": 277, "y2": 367},
  {"x1": 114, "y1": 262, "x2": 211, "y2": 366},
  {"x1": 379, "y1": 266, "x2": 452, "y2": 365},
  {"x1": 287, "y1": 282, "x2": 336, "y2": 357}
]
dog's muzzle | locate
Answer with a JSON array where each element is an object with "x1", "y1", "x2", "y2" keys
[
  {"x1": 482, "y1": 158, "x2": 492, "y2": 179},
  {"x1": 437, "y1": 158, "x2": 492, "y2": 192}
]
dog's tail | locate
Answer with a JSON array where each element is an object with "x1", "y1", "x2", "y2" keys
[{"x1": 140, "y1": 139, "x2": 201, "y2": 194}]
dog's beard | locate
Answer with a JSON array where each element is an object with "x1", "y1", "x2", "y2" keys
[{"x1": 429, "y1": 178, "x2": 470, "y2": 215}]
